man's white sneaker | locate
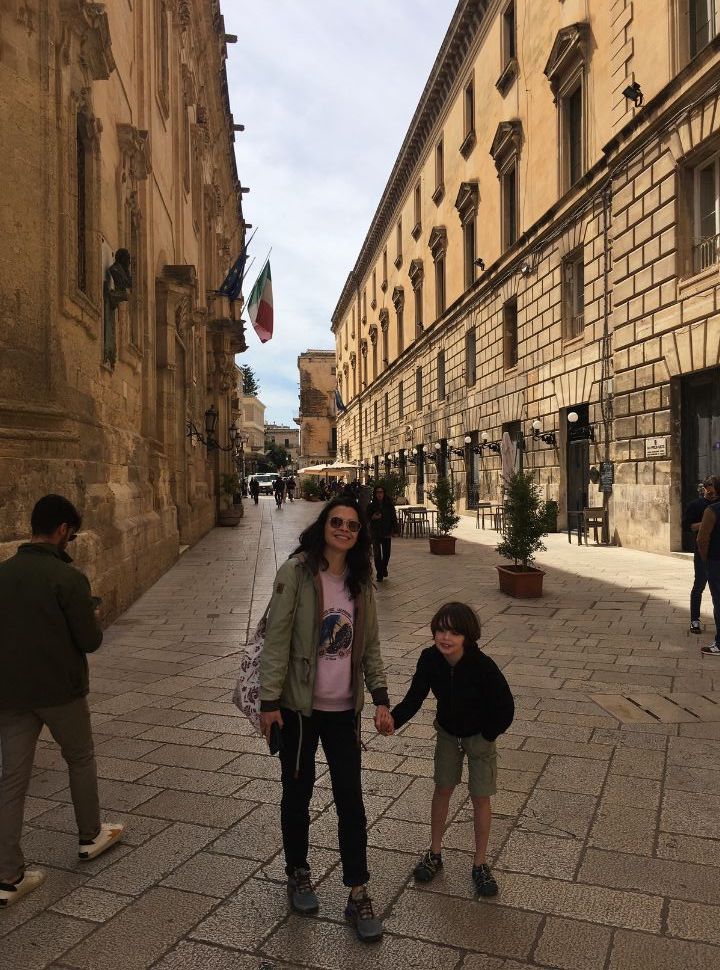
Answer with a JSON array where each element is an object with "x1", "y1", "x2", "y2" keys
[
  {"x1": 700, "y1": 642, "x2": 720, "y2": 656},
  {"x1": 0, "y1": 869, "x2": 46, "y2": 907},
  {"x1": 78, "y1": 823, "x2": 124, "y2": 860}
]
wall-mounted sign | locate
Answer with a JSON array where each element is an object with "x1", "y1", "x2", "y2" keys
[
  {"x1": 645, "y1": 437, "x2": 667, "y2": 458},
  {"x1": 599, "y1": 461, "x2": 614, "y2": 493}
]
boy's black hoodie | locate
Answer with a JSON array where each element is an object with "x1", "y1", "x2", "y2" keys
[{"x1": 391, "y1": 642, "x2": 514, "y2": 741}]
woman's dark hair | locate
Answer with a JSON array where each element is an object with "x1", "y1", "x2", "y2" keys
[
  {"x1": 430, "y1": 602, "x2": 481, "y2": 648},
  {"x1": 372, "y1": 485, "x2": 387, "y2": 503},
  {"x1": 293, "y1": 497, "x2": 372, "y2": 596},
  {"x1": 31, "y1": 494, "x2": 82, "y2": 536}
]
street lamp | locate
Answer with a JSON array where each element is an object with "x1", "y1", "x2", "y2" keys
[{"x1": 531, "y1": 419, "x2": 557, "y2": 447}]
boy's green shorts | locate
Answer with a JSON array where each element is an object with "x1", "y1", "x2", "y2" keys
[{"x1": 433, "y1": 721, "x2": 497, "y2": 796}]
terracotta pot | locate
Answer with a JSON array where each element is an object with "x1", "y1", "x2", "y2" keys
[
  {"x1": 429, "y1": 535, "x2": 457, "y2": 556},
  {"x1": 496, "y1": 564, "x2": 545, "y2": 598}
]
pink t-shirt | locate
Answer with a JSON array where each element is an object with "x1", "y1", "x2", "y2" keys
[{"x1": 313, "y1": 569, "x2": 355, "y2": 711}]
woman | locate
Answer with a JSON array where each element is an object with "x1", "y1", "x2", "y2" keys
[
  {"x1": 366, "y1": 485, "x2": 399, "y2": 582},
  {"x1": 259, "y1": 497, "x2": 392, "y2": 942}
]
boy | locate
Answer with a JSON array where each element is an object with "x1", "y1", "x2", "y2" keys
[{"x1": 387, "y1": 602, "x2": 514, "y2": 896}]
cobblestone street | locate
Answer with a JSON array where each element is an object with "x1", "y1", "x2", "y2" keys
[{"x1": 3, "y1": 498, "x2": 720, "y2": 970}]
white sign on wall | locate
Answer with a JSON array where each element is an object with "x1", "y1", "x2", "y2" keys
[{"x1": 645, "y1": 437, "x2": 667, "y2": 458}]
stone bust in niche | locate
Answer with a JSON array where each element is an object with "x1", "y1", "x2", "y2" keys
[{"x1": 103, "y1": 248, "x2": 132, "y2": 366}]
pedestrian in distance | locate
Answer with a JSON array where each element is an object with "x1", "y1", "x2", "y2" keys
[
  {"x1": 286, "y1": 475, "x2": 296, "y2": 503},
  {"x1": 0, "y1": 495, "x2": 124, "y2": 907},
  {"x1": 259, "y1": 497, "x2": 392, "y2": 942},
  {"x1": 273, "y1": 474, "x2": 285, "y2": 509},
  {"x1": 696, "y1": 476, "x2": 720, "y2": 656},
  {"x1": 249, "y1": 477, "x2": 260, "y2": 505},
  {"x1": 683, "y1": 476, "x2": 719, "y2": 634},
  {"x1": 366, "y1": 485, "x2": 399, "y2": 583},
  {"x1": 381, "y1": 602, "x2": 514, "y2": 898}
]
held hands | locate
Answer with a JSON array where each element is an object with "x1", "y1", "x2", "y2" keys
[
  {"x1": 259, "y1": 710, "x2": 284, "y2": 743},
  {"x1": 374, "y1": 705, "x2": 394, "y2": 736}
]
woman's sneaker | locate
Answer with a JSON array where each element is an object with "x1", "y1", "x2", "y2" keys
[
  {"x1": 345, "y1": 886, "x2": 383, "y2": 942},
  {"x1": 286, "y1": 867, "x2": 319, "y2": 914},
  {"x1": 413, "y1": 849, "x2": 443, "y2": 883},
  {"x1": 78, "y1": 823, "x2": 124, "y2": 861},
  {"x1": 472, "y1": 863, "x2": 499, "y2": 897},
  {"x1": 690, "y1": 620, "x2": 701, "y2": 634},
  {"x1": 0, "y1": 869, "x2": 45, "y2": 907}
]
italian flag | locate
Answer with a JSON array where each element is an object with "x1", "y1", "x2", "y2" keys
[{"x1": 247, "y1": 261, "x2": 273, "y2": 343}]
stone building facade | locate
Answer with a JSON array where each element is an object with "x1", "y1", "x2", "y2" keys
[
  {"x1": 297, "y1": 350, "x2": 337, "y2": 466},
  {"x1": 332, "y1": 0, "x2": 720, "y2": 554},
  {"x1": 265, "y1": 423, "x2": 300, "y2": 467},
  {"x1": 0, "y1": 0, "x2": 246, "y2": 616},
  {"x1": 241, "y1": 394, "x2": 266, "y2": 471}
]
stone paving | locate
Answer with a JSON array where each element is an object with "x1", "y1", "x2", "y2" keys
[{"x1": 2, "y1": 498, "x2": 720, "y2": 970}]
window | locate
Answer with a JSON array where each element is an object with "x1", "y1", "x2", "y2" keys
[
  {"x1": 691, "y1": 0, "x2": 718, "y2": 57},
  {"x1": 437, "y1": 350, "x2": 446, "y2": 402},
  {"x1": 503, "y1": 2, "x2": 516, "y2": 64},
  {"x1": 284, "y1": 437, "x2": 290, "y2": 447},
  {"x1": 563, "y1": 84, "x2": 583, "y2": 188},
  {"x1": 563, "y1": 248, "x2": 585, "y2": 339},
  {"x1": 76, "y1": 119, "x2": 88, "y2": 293},
  {"x1": 416, "y1": 366, "x2": 423, "y2": 412},
  {"x1": 156, "y1": 1, "x2": 170, "y2": 116},
  {"x1": 398, "y1": 381, "x2": 404, "y2": 420},
  {"x1": 382, "y1": 248, "x2": 388, "y2": 290},
  {"x1": 464, "y1": 78, "x2": 475, "y2": 138},
  {"x1": 373, "y1": 401, "x2": 378, "y2": 432},
  {"x1": 503, "y1": 296, "x2": 518, "y2": 369},
  {"x1": 331, "y1": 427, "x2": 337, "y2": 452},
  {"x1": 466, "y1": 328, "x2": 477, "y2": 386},
  {"x1": 433, "y1": 138, "x2": 445, "y2": 204},
  {"x1": 351, "y1": 307, "x2": 355, "y2": 337},
  {"x1": 395, "y1": 218, "x2": 403, "y2": 268},
  {"x1": 365, "y1": 410, "x2": 368, "y2": 435},
  {"x1": 409, "y1": 258, "x2": 424, "y2": 338},
  {"x1": 415, "y1": 284, "x2": 423, "y2": 336},
  {"x1": 372, "y1": 269, "x2": 377, "y2": 308},
  {"x1": 362, "y1": 288, "x2": 367, "y2": 323},
  {"x1": 435, "y1": 256, "x2": 446, "y2": 317},
  {"x1": 692, "y1": 152, "x2": 720, "y2": 272},
  {"x1": 464, "y1": 217, "x2": 476, "y2": 289},
  {"x1": 455, "y1": 180, "x2": 479, "y2": 291},
  {"x1": 413, "y1": 181, "x2": 422, "y2": 238},
  {"x1": 502, "y1": 164, "x2": 518, "y2": 248},
  {"x1": 384, "y1": 392, "x2": 389, "y2": 425},
  {"x1": 397, "y1": 305, "x2": 404, "y2": 353}
]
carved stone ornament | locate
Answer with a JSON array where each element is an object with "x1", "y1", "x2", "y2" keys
[
  {"x1": 455, "y1": 181, "x2": 479, "y2": 224},
  {"x1": 544, "y1": 23, "x2": 590, "y2": 101},
  {"x1": 490, "y1": 120, "x2": 523, "y2": 174},
  {"x1": 60, "y1": 0, "x2": 116, "y2": 80},
  {"x1": 76, "y1": 91, "x2": 103, "y2": 146},
  {"x1": 391, "y1": 285, "x2": 405, "y2": 311},
  {"x1": 163, "y1": 264, "x2": 197, "y2": 289},
  {"x1": 117, "y1": 124, "x2": 151, "y2": 181},
  {"x1": 408, "y1": 259, "x2": 424, "y2": 289},
  {"x1": 428, "y1": 226, "x2": 448, "y2": 261},
  {"x1": 350, "y1": 352, "x2": 357, "y2": 368},
  {"x1": 379, "y1": 308, "x2": 389, "y2": 332},
  {"x1": 360, "y1": 339, "x2": 368, "y2": 358},
  {"x1": 369, "y1": 324, "x2": 378, "y2": 346}
]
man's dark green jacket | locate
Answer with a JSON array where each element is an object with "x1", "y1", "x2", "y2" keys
[{"x1": 0, "y1": 543, "x2": 103, "y2": 710}]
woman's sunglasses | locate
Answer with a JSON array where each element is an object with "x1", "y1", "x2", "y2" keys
[{"x1": 328, "y1": 516, "x2": 362, "y2": 533}]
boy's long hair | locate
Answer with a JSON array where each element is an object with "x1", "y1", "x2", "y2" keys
[
  {"x1": 293, "y1": 497, "x2": 372, "y2": 597},
  {"x1": 430, "y1": 602, "x2": 481, "y2": 648}
]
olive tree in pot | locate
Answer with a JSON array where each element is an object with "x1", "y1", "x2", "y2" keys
[
  {"x1": 428, "y1": 476, "x2": 460, "y2": 555},
  {"x1": 218, "y1": 473, "x2": 243, "y2": 526},
  {"x1": 496, "y1": 471, "x2": 552, "y2": 597}
]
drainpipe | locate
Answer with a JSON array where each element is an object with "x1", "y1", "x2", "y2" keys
[{"x1": 600, "y1": 183, "x2": 613, "y2": 544}]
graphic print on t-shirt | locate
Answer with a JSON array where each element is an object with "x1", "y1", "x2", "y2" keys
[{"x1": 319, "y1": 607, "x2": 353, "y2": 659}]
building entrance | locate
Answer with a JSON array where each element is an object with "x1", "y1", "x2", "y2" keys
[
  {"x1": 681, "y1": 367, "x2": 720, "y2": 551},
  {"x1": 566, "y1": 403, "x2": 591, "y2": 515}
]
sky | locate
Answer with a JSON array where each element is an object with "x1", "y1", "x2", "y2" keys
[{"x1": 224, "y1": 1, "x2": 458, "y2": 425}]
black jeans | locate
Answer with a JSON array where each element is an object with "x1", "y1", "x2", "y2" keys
[
  {"x1": 279, "y1": 708, "x2": 368, "y2": 887},
  {"x1": 373, "y1": 538, "x2": 392, "y2": 578},
  {"x1": 691, "y1": 551, "x2": 708, "y2": 621},
  {"x1": 707, "y1": 559, "x2": 720, "y2": 646}
]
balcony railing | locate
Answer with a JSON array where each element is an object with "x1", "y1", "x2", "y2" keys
[{"x1": 693, "y1": 233, "x2": 720, "y2": 273}]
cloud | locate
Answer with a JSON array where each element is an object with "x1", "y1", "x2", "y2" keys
[{"x1": 224, "y1": 0, "x2": 457, "y2": 425}]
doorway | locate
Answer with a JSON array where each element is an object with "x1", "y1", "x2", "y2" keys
[
  {"x1": 416, "y1": 445, "x2": 425, "y2": 503},
  {"x1": 681, "y1": 367, "x2": 720, "y2": 550},
  {"x1": 566, "y1": 403, "x2": 591, "y2": 514}
]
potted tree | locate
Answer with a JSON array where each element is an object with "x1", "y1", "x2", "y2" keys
[
  {"x1": 428, "y1": 476, "x2": 460, "y2": 555},
  {"x1": 219, "y1": 473, "x2": 243, "y2": 526},
  {"x1": 496, "y1": 471, "x2": 551, "y2": 597}
]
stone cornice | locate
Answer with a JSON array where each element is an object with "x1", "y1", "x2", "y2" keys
[
  {"x1": 331, "y1": 0, "x2": 489, "y2": 325},
  {"x1": 490, "y1": 119, "x2": 523, "y2": 173},
  {"x1": 544, "y1": 22, "x2": 590, "y2": 101}
]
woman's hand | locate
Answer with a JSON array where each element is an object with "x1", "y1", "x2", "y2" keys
[
  {"x1": 259, "y1": 710, "x2": 284, "y2": 742},
  {"x1": 374, "y1": 705, "x2": 394, "y2": 736}
]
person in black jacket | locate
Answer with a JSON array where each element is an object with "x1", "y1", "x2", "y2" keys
[
  {"x1": 385, "y1": 602, "x2": 514, "y2": 897},
  {"x1": 0, "y1": 495, "x2": 123, "y2": 908},
  {"x1": 366, "y1": 485, "x2": 399, "y2": 582},
  {"x1": 683, "y1": 477, "x2": 719, "y2": 634}
]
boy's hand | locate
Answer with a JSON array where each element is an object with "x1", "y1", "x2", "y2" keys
[{"x1": 374, "y1": 705, "x2": 394, "y2": 736}]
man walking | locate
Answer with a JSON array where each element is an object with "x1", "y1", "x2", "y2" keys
[
  {"x1": 683, "y1": 477, "x2": 719, "y2": 634},
  {"x1": 697, "y1": 478, "x2": 720, "y2": 656},
  {"x1": 0, "y1": 495, "x2": 123, "y2": 907}
]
